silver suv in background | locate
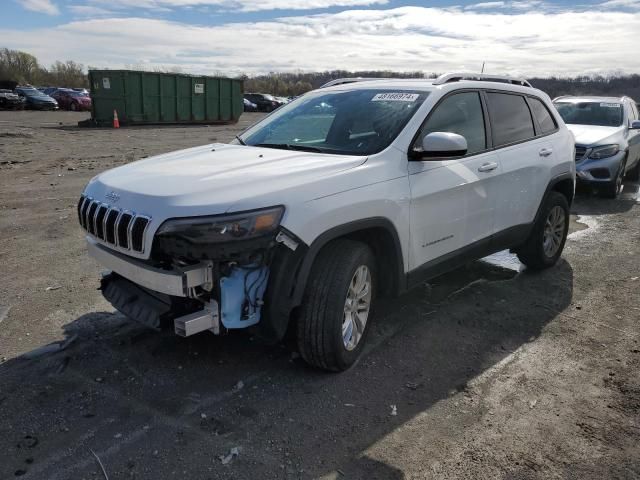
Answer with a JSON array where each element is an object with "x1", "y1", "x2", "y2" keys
[{"x1": 553, "y1": 96, "x2": 640, "y2": 198}]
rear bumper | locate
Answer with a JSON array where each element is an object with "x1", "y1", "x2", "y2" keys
[{"x1": 87, "y1": 239, "x2": 213, "y2": 297}]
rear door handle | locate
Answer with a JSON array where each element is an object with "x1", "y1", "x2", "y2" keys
[
  {"x1": 477, "y1": 162, "x2": 498, "y2": 172},
  {"x1": 539, "y1": 148, "x2": 553, "y2": 157}
]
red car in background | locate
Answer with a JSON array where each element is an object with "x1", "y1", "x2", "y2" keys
[{"x1": 51, "y1": 88, "x2": 92, "y2": 111}]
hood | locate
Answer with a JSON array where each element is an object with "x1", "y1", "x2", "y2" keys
[
  {"x1": 85, "y1": 143, "x2": 367, "y2": 216},
  {"x1": 566, "y1": 124, "x2": 624, "y2": 147}
]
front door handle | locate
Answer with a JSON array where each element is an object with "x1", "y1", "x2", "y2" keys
[
  {"x1": 478, "y1": 162, "x2": 498, "y2": 172},
  {"x1": 539, "y1": 148, "x2": 553, "y2": 157}
]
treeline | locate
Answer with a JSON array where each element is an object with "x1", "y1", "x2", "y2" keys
[
  {"x1": 244, "y1": 70, "x2": 640, "y2": 99},
  {"x1": 0, "y1": 48, "x2": 88, "y2": 88},
  {"x1": 529, "y1": 75, "x2": 640, "y2": 100},
  {"x1": 2, "y1": 47, "x2": 640, "y2": 99},
  {"x1": 241, "y1": 70, "x2": 428, "y2": 96}
]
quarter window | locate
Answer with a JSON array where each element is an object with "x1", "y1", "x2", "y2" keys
[
  {"x1": 529, "y1": 97, "x2": 557, "y2": 135},
  {"x1": 415, "y1": 91, "x2": 486, "y2": 155},
  {"x1": 486, "y1": 92, "x2": 535, "y2": 146}
]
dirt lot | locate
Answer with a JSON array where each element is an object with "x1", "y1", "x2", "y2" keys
[{"x1": 0, "y1": 110, "x2": 639, "y2": 479}]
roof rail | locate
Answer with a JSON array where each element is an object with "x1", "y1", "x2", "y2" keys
[
  {"x1": 432, "y1": 72, "x2": 532, "y2": 88},
  {"x1": 319, "y1": 77, "x2": 387, "y2": 88}
]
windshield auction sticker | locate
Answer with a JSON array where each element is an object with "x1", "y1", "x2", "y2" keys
[
  {"x1": 600, "y1": 103, "x2": 621, "y2": 108},
  {"x1": 372, "y1": 93, "x2": 420, "y2": 102}
]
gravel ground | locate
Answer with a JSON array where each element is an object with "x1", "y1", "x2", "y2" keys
[{"x1": 0, "y1": 110, "x2": 638, "y2": 479}]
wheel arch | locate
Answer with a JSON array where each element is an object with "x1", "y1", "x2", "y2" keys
[
  {"x1": 258, "y1": 218, "x2": 405, "y2": 344},
  {"x1": 293, "y1": 217, "x2": 405, "y2": 304}
]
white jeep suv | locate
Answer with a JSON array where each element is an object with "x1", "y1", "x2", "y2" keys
[{"x1": 78, "y1": 73, "x2": 575, "y2": 371}]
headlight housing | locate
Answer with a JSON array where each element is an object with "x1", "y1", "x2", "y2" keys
[
  {"x1": 156, "y1": 206, "x2": 284, "y2": 245},
  {"x1": 588, "y1": 144, "x2": 620, "y2": 160}
]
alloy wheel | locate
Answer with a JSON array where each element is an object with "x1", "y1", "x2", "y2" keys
[
  {"x1": 342, "y1": 265, "x2": 372, "y2": 351},
  {"x1": 543, "y1": 205, "x2": 566, "y2": 258}
]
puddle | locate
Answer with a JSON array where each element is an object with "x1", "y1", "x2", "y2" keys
[
  {"x1": 620, "y1": 183, "x2": 640, "y2": 203},
  {"x1": 481, "y1": 250, "x2": 523, "y2": 272},
  {"x1": 568, "y1": 214, "x2": 600, "y2": 240}
]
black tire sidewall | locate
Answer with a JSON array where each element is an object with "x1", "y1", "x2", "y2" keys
[
  {"x1": 298, "y1": 240, "x2": 376, "y2": 371},
  {"x1": 328, "y1": 247, "x2": 376, "y2": 370},
  {"x1": 535, "y1": 192, "x2": 570, "y2": 266}
]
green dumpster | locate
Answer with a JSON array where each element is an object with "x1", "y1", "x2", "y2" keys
[{"x1": 87, "y1": 70, "x2": 244, "y2": 126}]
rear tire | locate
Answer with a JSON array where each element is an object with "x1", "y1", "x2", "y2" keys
[
  {"x1": 297, "y1": 239, "x2": 375, "y2": 372},
  {"x1": 626, "y1": 158, "x2": 640, "y2": 181},
  {"x1": 516, "y1": 191, "x2": 569, "y2": 270}
]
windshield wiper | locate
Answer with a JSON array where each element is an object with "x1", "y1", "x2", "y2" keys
[
  {"x1": 235, "y1": 135, "x2": 246, "y2": 146},
  {"x1": 253, "y1": 143, "x2": 324, "y2": 153}
]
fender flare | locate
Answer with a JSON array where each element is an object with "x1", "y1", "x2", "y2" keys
[
  {"x1": 257, "y1": 217, "x2": 405, "y2": 343},
  {"x1": 291, "y1": 217, "x2": 405, "y2": 305},
  {"x1": 532, "y1": 171, "x2": 575, "y2": 227}
]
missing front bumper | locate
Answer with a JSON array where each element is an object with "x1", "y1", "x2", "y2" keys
[{"x1": 87, "y1": 240, "x2": 213, "y2": 297}]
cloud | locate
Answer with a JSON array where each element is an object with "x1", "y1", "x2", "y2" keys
[
  {"x1": 599, "y1": 0, "x2": 640, "y2": 9},
  {"x1": 1, "y1": 6, "x2": 638, "y2": 77},
  {"x1": 19, "y1": 0, "x2": 59, "y2": 15},
  {"x1": 68, "y1": 5, "x2": 115, "y2": 17},
  {"x1": 466, "y1": 2, "x2": 506, "y2": 9},
  {"x1": 88, "y1": 0, "x2": 390, "y2": 12}
]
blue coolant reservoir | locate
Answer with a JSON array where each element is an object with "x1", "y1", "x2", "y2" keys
[{"x1": 219, "y1": 266, "x2": 269, "y2": 329}]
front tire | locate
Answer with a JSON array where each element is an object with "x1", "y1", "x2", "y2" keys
[
  {"x1": 601, "y1": 157, "x2": 626, "y2": 198},
  {"x1": 516, "y1": 191, "x2": 569, "y2": 270},
  {"x1": 70, "y1": 102, "x2": 78, "y2": 111},
  {"x1": 297, "y1": 239, "x2": 375, "y2": 371}
]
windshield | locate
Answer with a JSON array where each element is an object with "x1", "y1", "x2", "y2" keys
[
  {"x1": 240, "y1": 89, "x2": 429, "y2": 156},
  {"x1": 19, "y1": 88, "x2": 44, "y2": 97},
  {"x1": 554, "y1": 101, "x2": 623, "y2": 127}
]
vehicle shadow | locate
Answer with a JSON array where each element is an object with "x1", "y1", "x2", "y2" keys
[
  {"x1": 0, "y1": 259, "x2": 573, "y2": 479},
  {"x1": 572, "y1": 179, "x2": 639, "y2": 215}
]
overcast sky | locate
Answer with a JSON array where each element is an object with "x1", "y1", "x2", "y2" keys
[{"x1": 1, "y1": 0, "x2": 639, "y2": 77}]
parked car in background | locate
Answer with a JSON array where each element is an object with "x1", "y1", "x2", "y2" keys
[
  {"x1": 78, "y1": 73, "x2": 575, "y2": 371},
  {"x1": 244, "y1": 93, "x2": 281, "y2": 112},
  {"x1": 51, "y1": 88, "x2": 92, "y2": 111},
  {"x1": 243, "y1": 97, "x2": 258, "y2": 112},
  {"x1": 0, "y1": 89, "x2": 24, "y2": 109},
  {"x1": 275, "y1": 96, "x2": 290, "y2": 105},
  {"x1": 72, "y1": 88, "x2": 90, "y2": 95},
  {"x1": 15, "y1": 86, "x2": 58, "y2": 110},
  {"x1": 39, "y1": 87, "x2": 59, "y2": 96},
  {"x1": 554, "y1": 96, "x2": 640, "y2": 197}
]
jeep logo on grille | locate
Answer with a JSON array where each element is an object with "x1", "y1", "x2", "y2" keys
[{"x1": 105, "y1": 191, "x2": 120, "y2": 203}]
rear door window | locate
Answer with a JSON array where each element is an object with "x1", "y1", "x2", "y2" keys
[
  {"x1": 486, "y1": 92, "x2": 535, "y2": 147},
  {"x1": 529, "y1": 97, "x2": 557, "y2": 135}
]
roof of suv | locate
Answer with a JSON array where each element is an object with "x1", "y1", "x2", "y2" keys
[
  {"x1": 553, "y1": 95, "x2": 631, "y2": 104},
  {"x1": 319, "y1": 78, "x2": 540, "y2": 97}
]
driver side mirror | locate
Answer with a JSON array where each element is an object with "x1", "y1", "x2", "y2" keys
[
  {"x1": 630, "y1": 120, "x2": 640, "y2": 130},
  {"x1": 410, "y1": 132, "x2": 468, "y2": 160}
]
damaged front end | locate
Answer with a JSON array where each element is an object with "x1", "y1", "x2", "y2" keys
[{"x1": 90, "y1": 206, "x2": 304, "y2": 341}]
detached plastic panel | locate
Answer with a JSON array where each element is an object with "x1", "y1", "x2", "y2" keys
[{"x1": 220, "y1": 266, "x2": 270, "y2": 329}]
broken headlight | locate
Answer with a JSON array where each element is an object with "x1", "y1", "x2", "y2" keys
[{"x1": 155, "y1": 206, "x2": 284, "y2": 245}]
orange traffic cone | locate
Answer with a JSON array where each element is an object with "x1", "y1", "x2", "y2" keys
[{"x1": 112, "y1": 109, "x2": 120, "y2": 129}]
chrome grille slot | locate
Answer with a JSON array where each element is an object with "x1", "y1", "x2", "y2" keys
[
  {"x1": 86, "y1": 202, "x2": 99, "y2": 235},
  {"x1": 105, "y1": 209, "x2": 119, "y2": 244},
  {"x1": 76, "y1": 195, "x2": 150, "y2": 253},
  {"x1": 95, "y1": 205, "x2": 108, "y2": 240},
  {"x1": 130, "y1": 217, "x2": 150, "y2": 252},
  {"x1": 80, "y1": 197, "x2": 91, "y2": 229},
  {"x1": 117, "y1": 213, "x2": 133, "y2": 249}
]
